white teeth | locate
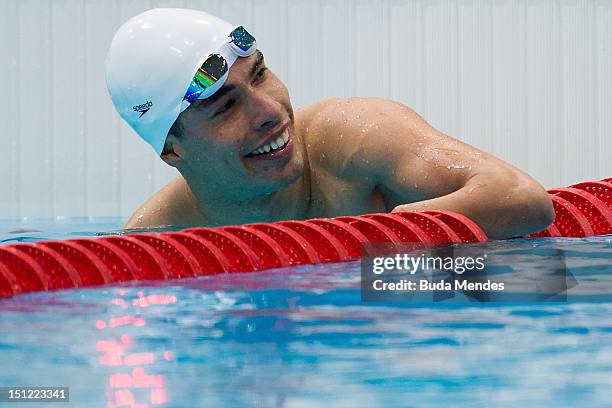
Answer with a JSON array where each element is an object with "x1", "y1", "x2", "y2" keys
[{"x1": 249, "y1": 129, "x2": 290, "y2": 156}]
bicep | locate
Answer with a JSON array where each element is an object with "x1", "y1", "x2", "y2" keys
[{"x1": 346, "y1": 100, "x2": 510, "y2": 208}]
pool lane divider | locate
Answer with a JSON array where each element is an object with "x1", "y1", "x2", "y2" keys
[
  {"x1": 0, "y1": 210, "x2": 486, "y2": 298},
  {"x1": 527, "y1": 177, "x2": 612, "y2": 238},
  {"x1": 0, "y1": 177, "x2": 611, "y2": 299}
]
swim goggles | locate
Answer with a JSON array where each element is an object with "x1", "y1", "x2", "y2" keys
[{"x1": 180, "y1": 26, "x2": 257, "y2": 111}]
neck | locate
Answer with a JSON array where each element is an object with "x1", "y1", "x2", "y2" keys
[{"x1": 182, "y1": 164, "x2": 311, "y2": 227}]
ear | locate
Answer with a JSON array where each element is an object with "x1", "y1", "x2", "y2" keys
[{"x1": 160, "y1": 134, "x2": 186, "y2": 168}]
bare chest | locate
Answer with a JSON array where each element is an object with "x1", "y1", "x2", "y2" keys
[{"x1": 304, "y1": 168, "x2": 388, "y2": 219}]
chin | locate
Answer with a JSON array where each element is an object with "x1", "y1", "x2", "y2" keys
[{"x1": 259, "y1": 153, "x2": 304, "y2": 192}]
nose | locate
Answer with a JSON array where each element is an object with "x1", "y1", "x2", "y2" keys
[{"x1": 248, "y1": 90, "x2": 283, "y2": 132}]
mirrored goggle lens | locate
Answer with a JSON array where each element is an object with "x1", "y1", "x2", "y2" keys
[
  {"x1": 230, "y1": 26, "x2": 256, "y2": 53},
  {"x1": 184, "y1": 54, "x2": 228, "y2": 103}
]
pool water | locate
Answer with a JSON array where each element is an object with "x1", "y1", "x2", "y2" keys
[{"x1": 0, "y1": 218, "x2": 611, "y2": 407}]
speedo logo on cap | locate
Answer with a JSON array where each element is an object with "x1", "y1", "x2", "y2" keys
[{"x1": 133, "y1": 101, "x2": 153, "y2": 118}]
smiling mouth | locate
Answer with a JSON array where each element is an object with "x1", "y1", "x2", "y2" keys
[{"x1": 246, "y1": 128, "x2": 290, "y2": 157}]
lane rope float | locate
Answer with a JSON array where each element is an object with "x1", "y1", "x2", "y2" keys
[{"x1": 0, "y1": 177, "x2": 610, "y2": 298}]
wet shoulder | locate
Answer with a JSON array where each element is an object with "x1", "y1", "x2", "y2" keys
[
  {"x1": 124, "y1": 176, "x2": 204, "y2": 229},
  {"x1": 296, "y1": 98, "x2": 389, "y2": 179}
]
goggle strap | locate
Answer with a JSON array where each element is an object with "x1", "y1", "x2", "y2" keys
[{"x1": 217, "y1": 42, "x2": 239, "y2": 67}]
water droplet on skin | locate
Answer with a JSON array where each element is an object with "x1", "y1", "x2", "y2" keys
[
  {"x1": 468, "y1": 183, "x2": 485, "y2": 193},
  {"x1": 446, "y1": 164, "x2": 467, "y2": 169}
]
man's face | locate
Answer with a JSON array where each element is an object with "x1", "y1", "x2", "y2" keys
[{"x1": 167, "y1": 51, "x2": 305, "y2": 197}]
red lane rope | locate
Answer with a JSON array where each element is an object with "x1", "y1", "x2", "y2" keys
[
  {"x1": 164, "y1": 232, "x2": 232, "y2": 274},
  {"x1": 0, "y1": 177, "x2": 610, "y2": 299},
  {"x1": 391, "y1": 212, "x2": 462, "y2": 243},
  {"x1": 526, "y1": 223, "x2": 562, "y2": 238},
  {"x1": 423, "y1": 211, "x2": 489, "y2": 242},
  {"x1": 247, "y1": 223, "x2": 321, "y2": 265},
  {"x1": 0, "y1": 247, "x2": 48, "y2": 293},
  {"x1": 221, "y1": 226, "x2": 291, "y2": 269},
  {"x1": 570, "y1": 181, "x2": 612, "y2": 209},
  {"x1": 305, "y1": 219, "x2": 370, "y2": 259},
  {"x1": 128, "y1": 234, "x2": 200, "y2": 279},
  {"x1": 362, "y1": 213, "x2": 430, "y2": 242},
  {"x1": 182, "y1": 228, "x2": 260, "y2": 272},
  {"x1": 548, "y1": 188, "x2": 612, "y2": 236},
  {"x1": 334, "y1": 216, "x2": 403, "y2": 243},
  {"x1": 12, "y1": 244, "x2": 81, "y2": 290},
  {"x1": 40, "y1": 241, "x2": 109, "y2": 286},
  {"x1": 277, "y1": 221, "x2": 350, "y2": 262},
  {"x1": 69, "y1": 239, "x2": 137, "y2": 283},
  {"x1": 548, "y1": 195, "x2": 594, "y2": 237},
  {"x1": 0, "y1": 262, "x2": 17, "y2": 298}
]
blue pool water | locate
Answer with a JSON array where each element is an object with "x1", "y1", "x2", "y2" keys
[{"x1": 1, "y1": 218, "x2": 612, "y2": 407}]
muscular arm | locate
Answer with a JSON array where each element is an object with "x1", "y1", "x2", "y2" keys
[{"x1": 314, "y1": 98, "x2": 554, "y2": 239}]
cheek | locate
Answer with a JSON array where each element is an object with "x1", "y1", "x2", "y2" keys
[
  {"x1": 184, "y1": 122, "x2": 246, "y2": 166},
  {"x1": 214, "y1": 116, "x2": 249, "y2": 151},
  {"x1": 273, "y1": 82, "x2": 293, "y2": 119},
  {"x1": 269, "y1": 74, "x2": 291, "y2": 101}
]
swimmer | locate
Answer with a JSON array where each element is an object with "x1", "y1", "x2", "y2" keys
[{"x1": 106, "y1": 8, "x2": 554, "y2": 239}]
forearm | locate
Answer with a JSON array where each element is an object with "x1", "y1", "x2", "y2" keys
[{"x1": 391, "y1": 174, "x2": 554, "y2": 239}]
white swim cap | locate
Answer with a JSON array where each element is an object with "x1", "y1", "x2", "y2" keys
[{"x1": 106, "y1": 8, "x2": 243, "y2": 155}]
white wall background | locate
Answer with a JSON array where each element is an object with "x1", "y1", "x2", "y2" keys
[{"x1": 1, "y1": 0, "x2": 611, "y2": 219}]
